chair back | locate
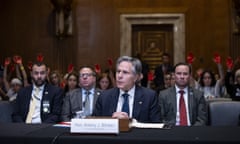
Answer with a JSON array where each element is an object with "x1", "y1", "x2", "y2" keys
[
  {"x1": 0, "y1": 101, "x2": 14, "y2": 122},
  {"x1": 208, "y1": 101, "x2": 240, "y2": 126}
]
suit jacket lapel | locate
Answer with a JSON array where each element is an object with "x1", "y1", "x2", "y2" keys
[
  {"x1": 25, "y1": 86, "x2": 34, "y2": 113},
  {"x1": 170, "y1": 87, "x2": 177, "y2": 121},
  {"x1": 42, "y1": 84, "x2": 49, "y2": 101},
  {"x1": 109, "y1": 88, "x2": 120, "y2": 114},
  {"x1": 187, "y1": 87, "x2": 193, "y2": 124},
  {"x1": 27, "y1": 86, "x2": 34, "y2": 101},
  {"x1": 93, "y1": 89, "x2": 101, "y2": 109},
  {"x1": 132, "y1": 86, "x2": 143, "y2": 118},
  {"x1": 40, "y1": 84, "x2": 50, "y2": 115}
]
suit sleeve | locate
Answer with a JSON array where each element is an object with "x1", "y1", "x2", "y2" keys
[
  {"x1": 158, "y1": 90, "x2": 176, "y2": 125},
  {"x1": 158, "y1": 92, "x2": 165, "y2": 123},
  {"x1": 193, "y1": 91, "x2": 207, "y2": 126},
  {"x1": 61, "y1": 92, "x2": 72, "y2": 121},
  {"x1": 12, "y1": 89, "x2": 25, "y2": 123},
  {"x1": 149, "y1": 91, "x2": 161, "y2": 123},
  {"x1": 92, "y1": 94, "x2": 103, "y2": 116}
]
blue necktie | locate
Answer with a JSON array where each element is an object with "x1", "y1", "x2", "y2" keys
[{"x1": 121, "y1": 93, "x2": 129, "y2": 115}]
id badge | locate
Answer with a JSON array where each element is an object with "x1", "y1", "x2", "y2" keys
[{"x1": 42, "y1": 100, "x2": 50, "y2": 113}]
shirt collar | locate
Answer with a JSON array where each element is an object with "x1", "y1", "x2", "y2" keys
[
  {"x1": 175, "y1": 85, "x2": 188, "y2": 93},
  {"x1": 82, "y1": 88, "x2": 94, "y2": 94},
  {"x1": 33, "y1": 84, "x2": 44, "y2": 91},
  {"x1": 120, "y1": 85, "x2": 136, "y2": 97}
]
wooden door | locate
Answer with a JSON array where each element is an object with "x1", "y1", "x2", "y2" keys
[{"x1": 132, "y1": 24, "x2": 174, "y2": 71}]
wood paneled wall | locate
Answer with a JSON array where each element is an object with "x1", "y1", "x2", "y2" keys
[{"x1": 0, "y1": 0, "x2": 232, "y2": 75}]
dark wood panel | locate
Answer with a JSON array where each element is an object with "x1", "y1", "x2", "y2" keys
[{"x1": 0, "y1": 0, "x2": 233, "y2": 76}]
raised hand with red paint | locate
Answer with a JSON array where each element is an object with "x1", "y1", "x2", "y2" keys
[
  {"x1": 186, "y1": 52, "x2": 195, "y2": 64},
  {"x1": 213, "y1": 53, "x2": 221, "y2": 64}
]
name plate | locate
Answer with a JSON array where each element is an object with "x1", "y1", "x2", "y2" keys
[{"x1": 70, "y1": 118, "x2": 119, "y2": 134}]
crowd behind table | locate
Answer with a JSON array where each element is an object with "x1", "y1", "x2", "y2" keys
[{"x1": 0, "y1": 53, "x2": 240, "y2": 126}]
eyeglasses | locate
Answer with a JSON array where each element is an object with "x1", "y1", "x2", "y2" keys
[{"x1": 79, "y1": 73, "x2": 95, "y2": 78}]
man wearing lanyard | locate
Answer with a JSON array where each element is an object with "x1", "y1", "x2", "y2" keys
[{"x1": 12, "y1": 62, "x2": 63, "y2": 123}]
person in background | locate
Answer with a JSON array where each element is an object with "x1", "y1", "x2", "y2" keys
[
  {"x1": 96, "y1": 72, "x2": 113, "y2": 90},
  {"x1": 6, "y1": 78, "x2": 22, "y2": 102},
  {"x1": 103, "y1": 68, "x2": 116, "y2": 88},
  {"x1": 61, "y1": 66, "x2": 101, "y2": 121},
  {"x1": 157, "y1": 72, "x2": 172, "y2": 94},
  {"x1": 196, "y1": 55, "x2": 225, "y2": 99},
  {"x1": 159, "y1": 62, "x2": 207, "y2": 126},
  {"x1": 12, "y1": 61, "x2": 63, "y2": 123},
  {"x1": 135, "y1": 53, "x2": 149, "y2": 87},
  {"x1": 63, "y1": 72, "x2": 79, "y2": 95},
  {"x1": 14, "y1": 55, "x2": 29, "y2": 87},
  {"x1": 49, "y1": 70, "x2": 62, "y2": 88},
  {"x1": 93, "y1": 56, "x2": 160, "y2": 123},
  {"x1": 2, "y1": 56, "x2": 28, "y2": 101},
  {"x1": 170, "y1": 72, "x2": 175, "y2": 87},
  {"x1": 225, "y1": 57, "x2": 240, "y2": 101},
  {"x1": 154, "y1": 53, "x2": 173, "y2": 92}
]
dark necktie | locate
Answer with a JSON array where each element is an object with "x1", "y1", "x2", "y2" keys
[
  {"x1": 121, "y1": 93, "x2": 129, "y2": 115},
  {"x1": 84, "y1": 91, "x2": 91, "y2": 116},
  {"x1": 179, "y1": 90, "x2": 187, "y2": 126}
]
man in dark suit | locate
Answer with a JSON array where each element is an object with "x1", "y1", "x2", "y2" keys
[
  {"x1": 61, "y1": 66, "x2": 101, "y2": 121},
  {"x1": 12, "y1": 62, "x2": 63, "y2": 123},
  {"x1": 159, "y1": 62, "x2": 207, "y2": 126},
  {"x1": 93, "y1": 56, "x2": 160, "y2": 123},
  {"x1": 154, "y1": 53, "x2": 173, "y2": 93}
]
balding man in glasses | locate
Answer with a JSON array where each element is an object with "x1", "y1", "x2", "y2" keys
[{"x1": 61, "y1": 66, "x2": 101, "y2": 121}]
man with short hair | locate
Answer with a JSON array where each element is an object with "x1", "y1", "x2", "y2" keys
[
  {"x1": 159, "y1": 62, "x2": 207, "y2": 126},
  {"x1": 93, "y1": 56, "x2": 160, "y2": 123},
  {"x1": 61, "y1": 66, "x2": 101, "y2": 121},
  {"x1": 12, "y1": 62, "x2": 63, "y2": 123},
  {"x1": 154, "y1": 53, "x2": 173, "y2": 92}
]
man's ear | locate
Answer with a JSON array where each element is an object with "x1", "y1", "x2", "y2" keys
[{"x1": 134, "y1": 73, "x2": 142, "y2": 83}]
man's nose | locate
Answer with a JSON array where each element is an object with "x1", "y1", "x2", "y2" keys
[{"x1": 180, "y1": 74, "x2": 185, "y2": 78}]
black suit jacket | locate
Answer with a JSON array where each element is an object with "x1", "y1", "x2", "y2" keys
[
  {"x1": 93, "y1": 85, "x2": 160, "y2": 123},
  {"x1": 12, "y1": 84, "x2": 63, "y2": 123}
]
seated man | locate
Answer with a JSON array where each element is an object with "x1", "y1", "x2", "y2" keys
[
  {"x1": 12, "y1": 62, "x2": 63, "y2": 123},
  {"x1": 61, "y1": 66, "x2": 101, "y2": 121},
  {"x1": 159, "y1": 62, "x2": 207, "y2": 126},
  {"x1": 93, "y1": 56, "x2": 160, "y2": 123}
]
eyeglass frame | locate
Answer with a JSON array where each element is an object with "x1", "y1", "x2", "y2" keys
[{"x1": 79, "y1": 73, "x2": 96, "y2": 78}]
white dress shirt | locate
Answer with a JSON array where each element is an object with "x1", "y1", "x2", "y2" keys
[
  {"x1": 116, "y1": 86, "x2": 135, "y2": 118},
  {"x1": 31, "y1": 85, "x2": 44, "y2": 124}
]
